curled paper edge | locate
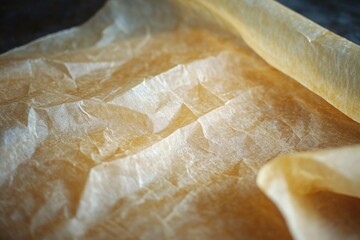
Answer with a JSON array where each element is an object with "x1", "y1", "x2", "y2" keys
[
  {"x1": 257, "y1": 145, "x2": 360, "y2": 240},
  {"x1": 186, "y1": 0, "x2": 360, "y2": 123}
]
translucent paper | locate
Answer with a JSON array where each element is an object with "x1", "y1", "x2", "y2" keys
[
  {"x1": 257, "y1": 145, "x2": 360, "y2": 240},
  {"x1": 0, "y1": 0, "x2": 359, "y2": 239}
]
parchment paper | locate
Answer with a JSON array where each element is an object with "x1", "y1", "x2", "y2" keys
[{"x1": 0, "y1": 0, "x2": 359, "y2": 239}]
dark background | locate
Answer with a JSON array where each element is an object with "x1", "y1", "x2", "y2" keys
[
  {"x1": 0, "y1": 0, "x2": 106, "y2": 53},
  {"x1": 278, "y1": 0, "x2": 360, "y2": 45},
  {"x1": 0, "y1": 0, "x2": 359, "y2": 54}
]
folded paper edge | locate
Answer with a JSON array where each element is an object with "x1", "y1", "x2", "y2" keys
[
  {"x1": 257, "y1": 145, "x2": 360, "y2": 240},
  {"x1": 187, "y1": 0, "x2": 360, "y2": 123}
]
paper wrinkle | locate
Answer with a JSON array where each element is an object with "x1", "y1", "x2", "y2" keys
[
  {"x1": 190, "y1": 0, "x2": 360, "y2": 122},
  {"x1": 257, "y1": 146, "x2": 360, "y2": 240},
  {"x1": 1, "y1": 0, "x2": 360, "y2": 239}
]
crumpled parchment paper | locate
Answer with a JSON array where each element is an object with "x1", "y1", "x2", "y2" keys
[{"x1": 0, "y1": 0, "x2": 359, "y2": 239}]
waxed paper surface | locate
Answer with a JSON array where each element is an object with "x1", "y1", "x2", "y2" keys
[{"x1": 1, "y1": 0, "x2": 360, "y2": 240}]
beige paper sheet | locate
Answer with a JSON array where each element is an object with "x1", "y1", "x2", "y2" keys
[
  {"x1": 0, "y1": 0, "x2": 359, "y2": 239},
  {"x1": 258, "y1": 145, "x2": 360, "y2": 240}
]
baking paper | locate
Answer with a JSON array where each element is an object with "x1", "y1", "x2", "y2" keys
[{"x1": 0, "y1": 0, "x2": 359, "y2": 239}]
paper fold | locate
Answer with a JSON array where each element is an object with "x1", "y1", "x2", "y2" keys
[
  {"x1": 0, "y1": 0, "x2": 359, "y2": 239},
  {"x1": 257, "y1": 145, "x2": 360, "y2": 240}
]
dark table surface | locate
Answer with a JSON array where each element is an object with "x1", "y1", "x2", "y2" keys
[
  {"x1": 0, "y1": 0, "x2": 106, "y2": 53},
  {"x1": 0, "y1": 0, "x2": 359, "y2": 54},
  {"x1": 278, "y1": 0, "x2": 360, "y2": 45}
]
